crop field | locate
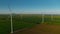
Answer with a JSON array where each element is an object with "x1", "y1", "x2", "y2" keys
[{"x1": 0, "y1": 14, "x2": 60, "y2": 34}]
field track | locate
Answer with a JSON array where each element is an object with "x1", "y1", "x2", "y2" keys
[{"x1": 13, "y1": 24, "x2": 60, "y2": 34}]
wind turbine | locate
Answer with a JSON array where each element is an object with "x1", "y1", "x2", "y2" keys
[
  {"x1": 8, "y1": 0, "x2": 13, "y2": 34},
  {"x1": 51, "y1": 10, "x2": 54, "y2": 21},
  {"x1": 51, "y1": 14, "x2": 53, "y2": 21},
  {"x1": 20, "y1": 11, "x2": 24, "y2": 23},
  {"x1": 42, "y1": 10, "x2": 44, "y2": 24}
]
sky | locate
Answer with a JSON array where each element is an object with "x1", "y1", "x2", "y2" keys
[{"x1": 0, "y1": 0, "x2": 60, "y2": 14}]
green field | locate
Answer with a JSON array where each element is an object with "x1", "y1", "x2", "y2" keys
[
  {"x1": 0, "y1": 14, "x2": 60, "y2": 34},
  {"x1": 0, "y1": 15, "x2": 10, "y2": 34}
]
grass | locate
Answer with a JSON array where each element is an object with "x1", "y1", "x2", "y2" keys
[
  {"x1": 0, "y1": 14, "x2": 60, "y2": 34},
  {"x1": 13, "y1": 22, "x2": 36, "y2": 31}
]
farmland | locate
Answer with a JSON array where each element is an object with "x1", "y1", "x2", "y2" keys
[{"x1": 0, "y1": 14, "x2": 60, "y2": 34}]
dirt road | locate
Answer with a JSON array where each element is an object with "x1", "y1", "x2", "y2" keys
[{"x1": 13, "y1": 24, "x2": 60, "y2": 34}]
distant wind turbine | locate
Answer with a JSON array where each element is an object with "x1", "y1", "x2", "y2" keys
[
  {"x1": 21, "y1": 11, "x2": 24, "y2": 22},
  {"x1": 42, "y1": 10, "x2": 44, "y2": 24},
  {"x1": 51, "y1": 14, "x2": 53, "y2": 21},
  {"x1": 51, "y1": 10, "x2": 54, "y2": 21}
]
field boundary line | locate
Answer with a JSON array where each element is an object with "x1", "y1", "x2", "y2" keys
[
  {"x1": 13, "y1": 24, "x2": 38, "y2": 33},
  {"x1": 13, "y1": 28, "x2": 30, "y2": 33}
]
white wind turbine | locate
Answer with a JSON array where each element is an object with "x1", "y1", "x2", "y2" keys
[
  {"x1": 41, "y1": 10, "x2": 44, "y2": 24},
  {"x1": 8, "y1": 0, "x2": 13, "y2": 34}
]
